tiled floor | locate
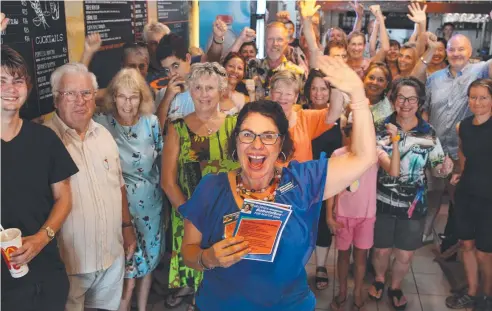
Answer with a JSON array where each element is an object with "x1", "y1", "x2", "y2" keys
[{"x1": 140, "y1": 204, "x2": 465, "y2": 311}]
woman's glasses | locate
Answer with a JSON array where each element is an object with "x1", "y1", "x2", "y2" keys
[
  {"x1": 238, "y1": 130, "x2": 282, "y2": 145},
  {"x1": 396, "y1": 95, "x2": 419, "y2": 105}
]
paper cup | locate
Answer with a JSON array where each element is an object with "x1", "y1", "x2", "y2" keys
[{"x1": 1, "y1": 228, "x2": 29, "y2": 278}]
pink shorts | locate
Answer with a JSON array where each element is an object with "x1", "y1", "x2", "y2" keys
[{"x1": 335, "y1": 216, "x2": 376, "y2": 251}]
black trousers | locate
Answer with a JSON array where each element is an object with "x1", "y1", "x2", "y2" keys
[
  {"x1": 1, "y1": 268, "x2": 69, "y2": 311},
  {"x1": 316, "y1": 204, "x2": 333, "y2": 248}
]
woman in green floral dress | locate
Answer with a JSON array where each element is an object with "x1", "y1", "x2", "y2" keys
[{"x1": 161, "y1": 63, "x2": 239, "y2": 310}]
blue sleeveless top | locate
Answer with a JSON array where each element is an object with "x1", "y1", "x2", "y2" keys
[{"x1": 179, "y1": 157, "x2": 328, "y2": 311}]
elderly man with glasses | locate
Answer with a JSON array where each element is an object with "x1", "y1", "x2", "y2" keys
[{"x1": 44, "y1": 63, "x2": 137, "y2": 311}]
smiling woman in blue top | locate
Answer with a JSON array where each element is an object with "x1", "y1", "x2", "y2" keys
[{"x1": 178, "y1": 55, "x2": 377, "y2": 311}]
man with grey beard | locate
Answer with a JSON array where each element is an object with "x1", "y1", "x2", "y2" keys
[{"x1": 245, "y1": 22, "x2": 305, "y2": 99}]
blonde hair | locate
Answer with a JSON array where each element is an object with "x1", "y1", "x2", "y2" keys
[
  {"x1": 270, "y1": 70, "x2": 301, "y2": 94},
  {"x1": 102, "y1": 68, "x2": 153, "y2": 115},
  {"x1": 187, "y1": 62, "x2": 228, "y2": 93}
]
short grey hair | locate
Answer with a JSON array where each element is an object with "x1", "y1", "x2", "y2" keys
[
  {"x1": 51, "y1": 63, "x2": 98, "y2": 99},
  {"x1": 270, "y1": 70, "x2": 301, "y2": 94},
  {"x1": 143, "y1": 22, "x2": 171, "y2": 42},
  {"x1": 187, "y1": 62, "x2": 228, "y2": 93}
]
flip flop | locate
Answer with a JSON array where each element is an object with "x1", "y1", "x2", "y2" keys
[
  {"x1": 330, "y1": 295, "x2": 347, "y2": 311},
  {"x1": 315, "y1": 266, "x2": 329, "y2": 290},
  {"x1": 165, "y1": 288, "x2": 194, "y2": 309},
  {"x1": 388, "y1": 287, "x2": 408, "y2": 310},
  {"x1": 368, "y1": 281, "x2": 385, "y2": 301}
]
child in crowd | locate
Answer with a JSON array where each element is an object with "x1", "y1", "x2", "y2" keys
[{"x1": 327, "y1": 117, "x2": 401, "y2": 310}]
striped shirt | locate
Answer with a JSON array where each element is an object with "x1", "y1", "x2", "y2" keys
[
  {"x1": 423, "y1": 60, "x2": 491, "y2": 159},
  {"x1": 45, "y1": 113, "x2": 125, "y2": 275}
]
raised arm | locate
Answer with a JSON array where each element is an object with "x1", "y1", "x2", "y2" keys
[
  {"x1": 80, "y1": 33, "x2": 102, "y2": 67},
  {"x1": 368, "y1": 17, "x2": 379, "y2": 57},
  {"x1": 411, "y1": 32, "x2": 439, "y2": 83},
  {"x1": 1, "y1": 12, "x2": 9, "y2": 31},
  {"x1": 317, "y1": 56, "x2": 377, "y2": 199},
  {"x1": 369, "y1": 5, "x2": 390, "y2": 63},
  {"x1": 407, "y1": 2, "x2": 427, "y2": 56},
  {"x1": 300, "y1": 0, "x2": 322, "y2": 68},
  {"x1": 229, "y1": 27, "x2": 256, "y2": 54},
  {"x1": 206, "y1": 18, "x2": 228, "y2": 63},
  {"x1": 349, "y1": 1, "x2": 365, "y2": 34},
  {"x1": 325, "y1": 87, "x2": 345, "y2": 124}
]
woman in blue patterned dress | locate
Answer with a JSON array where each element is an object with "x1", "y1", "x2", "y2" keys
[{"x1": 93, "y1": 68, "x2": 164, "y2": 311}]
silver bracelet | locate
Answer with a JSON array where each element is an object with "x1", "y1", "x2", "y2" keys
[{"x1": 198, "y1": 249, "x2": 214, "y2": 270}]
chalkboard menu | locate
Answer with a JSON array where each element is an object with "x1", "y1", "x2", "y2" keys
[
  {"x1": 157, "y1": 1, "x2": 190, "y2": 46},
  {"x1": 1, "y1": 0, "x2": 69, "y2": 120},
  {"x1": 84, "y1": 0, "x2": 148, "y2": 88}
]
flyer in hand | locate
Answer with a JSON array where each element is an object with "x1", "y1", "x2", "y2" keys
[{"x1": 232, "y1": 199, "x2": 292, "y2": 262}]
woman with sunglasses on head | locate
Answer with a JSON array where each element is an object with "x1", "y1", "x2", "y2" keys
[
  {"x1": 92, "y1": 68, "x2": 163, "y2": 311},
  {"x1": 368, "y1": 77, "x2": 453, "y2": 310},
  {"x1": 178, "y1": 55, "x2": 377, "y2": 311},
  {"x1": 160, "y1": 62, "x2": 239, "y2": 311},
  {"x1": 221, "y1": 52, "x2": 255, "y2": 115},
  {"x1": 446, "y1": 79, "x2": 492, "y2": 311}
]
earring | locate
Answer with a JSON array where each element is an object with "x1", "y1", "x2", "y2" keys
[
  {"x1": 232, "y1": 149, "x2": 237, "y2": 161},
  {"x1": 278, "y1": 151, "x2": 287, "y2": 163}
]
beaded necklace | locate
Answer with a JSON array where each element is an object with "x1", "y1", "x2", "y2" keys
[{"x1": 235, "y1": 169, "x2": 282, "y2": 202}]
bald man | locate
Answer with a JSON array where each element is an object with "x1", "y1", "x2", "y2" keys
[{"x1": 422, "y1": 34, "x2": 492, "y2": 309}]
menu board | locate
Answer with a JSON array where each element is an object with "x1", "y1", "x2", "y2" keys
[
  {"x1": 1, "y1": 1, "x2": 69, "y2": 120},
  {"x1": 84, "y1": 0, "x2": 148, "y2": 88},
  {"x1": 132, "y1": 1, "x2": 148, "y2": 42},
  {"x1": 157, "y1": 1, "x2": 190, "y2": 46}
]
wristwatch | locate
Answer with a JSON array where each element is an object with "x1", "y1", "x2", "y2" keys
[{"x1": 41, "y1": 226, "x2": 55, "y2": 240}]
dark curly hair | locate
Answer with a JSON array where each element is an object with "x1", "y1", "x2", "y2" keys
[{"x1": 228, "y1": 100, "x2": 294, "y2": 163}]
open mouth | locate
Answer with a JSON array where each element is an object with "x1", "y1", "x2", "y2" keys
[
  {"x1": 248, "y1": 155, "x2": 266, "y2": 170},
  {"x1": 1, "y1": 96, "x2": 19, "y2": 102}
]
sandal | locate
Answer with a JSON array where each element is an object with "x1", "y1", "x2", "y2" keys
[
  {"x1": 330, "y1": 295, "x2": 347, "y2": 311},
  {"x1": 352, "y1": 301, "x2": 366, "y2": 311},
  {"x1": 368, "y1": 281, "x2": 385, "y2": 301},
  {"x1": 165, "y1": 287, "x2": 194, "y2": 309},
  {"x1": 315, "y1": 266, "x2": 329, "y2": 290},
  {"x1": 387, "y1": 287, "x2": 408, "y2": 310}
]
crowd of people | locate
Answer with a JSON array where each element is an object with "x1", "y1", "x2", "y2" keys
[{"x1": 1, "y1": 1, "x2": 491, "y2": 311}]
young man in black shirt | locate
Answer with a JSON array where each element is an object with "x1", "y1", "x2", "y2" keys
[{"x1": 1, "y1": 45, "x2": 79, "y2": 311}]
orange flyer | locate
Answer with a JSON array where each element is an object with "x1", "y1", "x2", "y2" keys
[{"x1": 235, "y1": 219, "x2": 282, "y2": 255}]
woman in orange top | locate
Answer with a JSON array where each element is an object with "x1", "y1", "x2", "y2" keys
[{"x1": 269, "y1": 69, "x2": 344, "y2": 163}]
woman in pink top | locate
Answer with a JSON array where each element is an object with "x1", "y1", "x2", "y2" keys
[{"x1": 326, "y1": 120, "x2": 400, "y2": 310}]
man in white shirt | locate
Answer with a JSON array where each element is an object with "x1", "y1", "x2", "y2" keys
[{"x1": 44, "y1": 63, "x2": 137, "y2": 311}]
